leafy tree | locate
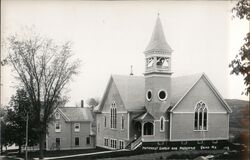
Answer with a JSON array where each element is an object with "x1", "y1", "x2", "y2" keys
[
  {"x1": 86, "y1": 98, "x2": 99, "y2": 108},
  {"x1": 5, "y1": 89, "x2": 39, "y2": 154},
  {"x1": 232, "y1": 0, "x2": 250, "y2": 20},
  {"x1": 0, "y1": 107, "x2": 9, "y2": 154},
  {"x1": 229, "y1": 0, "x2": 250, "y2": 95},
  {"x1": 7, "y1": 30, "x2": 80, "y2": 159}
]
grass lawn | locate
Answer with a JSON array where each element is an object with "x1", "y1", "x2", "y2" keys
[
  {"x1": 58, "y1": 149, "x2": 162, "y2": 160},
  {"x1": 99, "y1": 149, "x2": 249, "y2": 160},
  {"x1": 3, "y1": 147, "x2": 247, "y2": 160},
  {"x1": 0, "y1": 156, "x2": 21, "y2": 160},
  {"x1": 3, "y1": 147, "x2": 109, "y2": 160},
  {"x1": 58, "y1": 149, "x2": 229, "y2": 160},
  {"x1": 96, "y1": 150, "x2": 227, "y2": 160}
]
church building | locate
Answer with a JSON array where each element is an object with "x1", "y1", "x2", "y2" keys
[{"x1": 95, "y1": 16, "x2": 232, "y2": 150}]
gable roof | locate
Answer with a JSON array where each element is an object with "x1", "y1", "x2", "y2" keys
[
  {"x1": 95, "y1": 75, "x2": 145, "y2": 112},
  {"x1": 169, "y1": 73, "x2": 232, "y2": 113},
  {"x1": 170, "y1": 73, "x2": 203, "y2": 106},
  {"x1": 134, "y1": 112, "x2": 154, "y2": 122},
  {"x1": 57, "y1": 107, "x2": 94, "y2": 122},
  {"x1": 112, "y1": 75, "x2": 145, "y2": 111},
  {"x1": 96, "y1": 73, "x2": 231, "y2": 113}
]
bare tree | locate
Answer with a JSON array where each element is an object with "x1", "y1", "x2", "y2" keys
[{"x1": 7, "y1": 30, "x2": 80, "y2": 159}]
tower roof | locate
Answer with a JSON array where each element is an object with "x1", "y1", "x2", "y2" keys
[{"x1": 144, "y1": 16, "x2": 172, "y2": 54}]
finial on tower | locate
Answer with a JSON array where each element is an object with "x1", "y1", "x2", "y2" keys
[
  {"x1": 157, "y1": 12, "x2": 160, "y2": 17},
  {"x1": 130, "y1": 65, "x2": 134, "y2": 76}
]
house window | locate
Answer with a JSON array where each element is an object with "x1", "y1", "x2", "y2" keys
[
  {"x1": 74, "y1": 123, "x2": 80, "y2": 132},
  {"x1": 111, "y1": 139, "x2": 117, "y2": 149},
  {"x1": 86, "y1": 137, "x2": 90, "y2": 145},
  {"x1": 194, "y1": 101, "x2": 208, "y2": 131},
  {"x1": 97, "y1": 123, "x2": 100, "y2": 132},
  {"x1": 160, "y1": 117, "x2": 165, "y2": 132},
  {"x1": 110, "y1": 101, "x2": 117, "y2": 129},
  {"x1": 121, "y1": 115, "x2": 124, "y2": 130},
  {"x1": 55, "y1": 123, "x2": 61, "y2": 132},
  {"x1": 104, "y1": 116, "x2": 107, "y2": 128},
  {"x1": 55, "y1": 138, "x2": 60, "y2": 147},
  {"x1": 119, "y1": 140, "x2": 124, "y2": 149},
  {"x1": 104, "y1": 138, "x2": 109, "y2": 146},
  {"x1": 55, "y1": 112, "x2": 60, "y2": 120},
  {"x1": 75, "y1": 137, "x2": 79, "y2": 146}
]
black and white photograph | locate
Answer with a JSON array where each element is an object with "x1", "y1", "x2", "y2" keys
[{"x1": 0, "y1": 0, "x2": 249, "y2": 160}]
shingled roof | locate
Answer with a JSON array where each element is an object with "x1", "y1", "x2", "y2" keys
[
  {"x1": 113, "y1": 73, "x2": 203, "y2": 112},
  {"x1": 58, "y1": 107, "x2": 94, "y2": 122},
  {"x1": 112, "y1": 75, "x2": 145, "y2": 111},
  {"x1": 97, "y1": 73, "x2": 231, "y2": 113},
  {"x1": 97, "y1": 73, "x2": 200, "y2": 112},
  {"x1": 144, "y1": 16, "x2": 172, "y2": 54}
]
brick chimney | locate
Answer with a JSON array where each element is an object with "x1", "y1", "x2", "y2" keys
[{"x1": 81, "y1": 100, "x2": 84, "y2": 108}]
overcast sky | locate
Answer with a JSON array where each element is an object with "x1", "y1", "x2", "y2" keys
[{"x1": 1, "y1": 1, "x2": 248, "y2": 107}]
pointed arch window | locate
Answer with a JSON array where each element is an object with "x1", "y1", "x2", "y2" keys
[
  {"x1": 194, "y1": 107, "x2": 199, "y2": 130},
  {"x1": 203, "y1": 108, "x2": 207, "y2": 130},
  {"x1": 160, "y1": 117, "x2": 165, "y2": 132},
  {"x1": 55, "y1": 112, "x2": 60, "y2": 120},
  {"x1": 194, "y1": 101, "x2": 208, "y2": 131},
  {"x1": 121, "y1": 115, "x2": 124, "y2": 130},
  {"x1": 104, "y1": 116, "x2": 107, "y2": 128},
  {"x1": 110, "y1": 101, "x2": 117, "y2": 129}
]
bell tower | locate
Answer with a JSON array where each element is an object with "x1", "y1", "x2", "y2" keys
[{"x1": 144, "y1": 15, "x2": 173, "y2": 118}]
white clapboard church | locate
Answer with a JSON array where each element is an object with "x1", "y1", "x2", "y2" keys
[{"x1": 95, "y1": 15, "x2": 232, "y2": 150}]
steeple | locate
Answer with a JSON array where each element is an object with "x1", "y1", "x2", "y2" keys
[
  {"x1": 143, "y1": 15, "x2": 172, "y2": 119},
  {"x1": 144, "y1": 16, "x2": 172, "y2": 54}
]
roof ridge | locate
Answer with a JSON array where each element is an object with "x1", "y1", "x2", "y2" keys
[
  {"x1": 111, "y1": 74, "x2": 144, "y2": 78},
  {"x1": 59, "y1": 106, "x2": 89, "y2": 109},
  {"x1": 172, "y1": 72, "x2": 203, "y2": 78},
  {"x1": 111, "y1": 72, "x2": 203, "y2": 79}
]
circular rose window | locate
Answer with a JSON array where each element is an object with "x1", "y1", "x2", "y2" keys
[
  {"x1": 158, "y1": 90, "x2": 167, "y2": 101},
  {"x1": 146, "y1": 90, "x2": 152, "y2": 101}
]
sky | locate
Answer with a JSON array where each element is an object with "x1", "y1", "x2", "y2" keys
[{"x1": 1, "y1": 1, "x2": 249, "y2": 107}]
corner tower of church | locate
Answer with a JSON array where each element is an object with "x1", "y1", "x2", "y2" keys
[{"x1": 144, "y1": 15, "x2": 173, "y2": 119}]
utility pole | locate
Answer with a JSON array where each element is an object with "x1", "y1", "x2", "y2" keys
[
  {"x1": 25, "y1": 113, "x2": 28, "y2": 160},
  {"x1": 0, "y1": 117, "x2": 2, "y2": 155}
]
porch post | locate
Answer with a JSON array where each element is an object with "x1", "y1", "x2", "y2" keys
[{"x1": 141, "y1": 122, "x2": 144, "y2": 138}]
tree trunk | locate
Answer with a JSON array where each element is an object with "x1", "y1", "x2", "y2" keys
[
  {"x1": 39, "y1": 133, "x2": 45, "y2": 160},
  {"x1": 5, "y1": 146, "x2": 7, "y2": 155},
  {"x1": 18, "y1": 144, "x2": 21, "y2": 154}
]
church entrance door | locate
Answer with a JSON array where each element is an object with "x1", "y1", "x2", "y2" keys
[{"x1": 143, "y1": 122, "x2": 154, "y2": 135}]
